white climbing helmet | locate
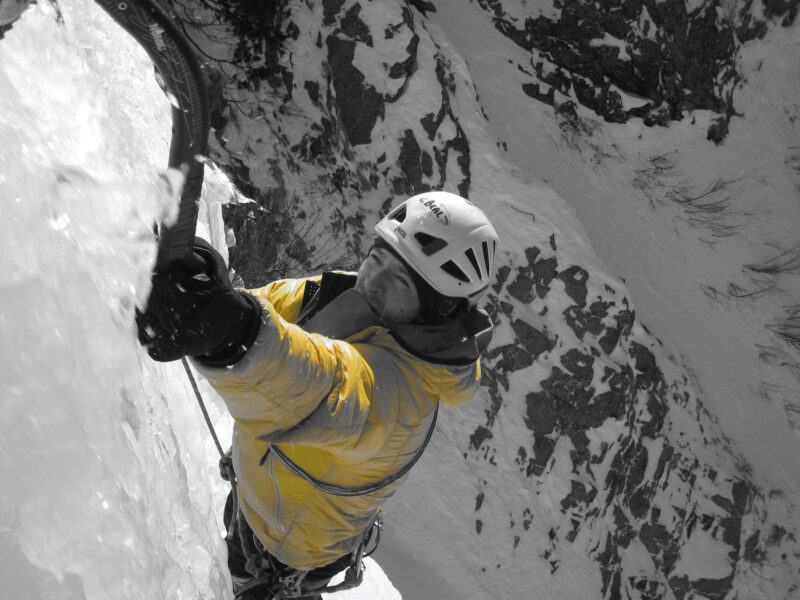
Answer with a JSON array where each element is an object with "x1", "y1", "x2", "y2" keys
[{"x1": 375, "y1": 191, "x2": 499, "y2": 299}]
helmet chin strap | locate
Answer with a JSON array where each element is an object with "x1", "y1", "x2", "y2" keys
[{"x1": 415, "y1": 297, "x2": 455, "y2": 323}]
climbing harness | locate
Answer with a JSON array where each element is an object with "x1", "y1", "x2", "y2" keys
[{"x1": 228, "y1": 517, "x2": 381, "y2": 600}]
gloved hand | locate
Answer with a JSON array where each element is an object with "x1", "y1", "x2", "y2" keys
[{"x1": 136, "y1": 238, "x2": 261, "y2": 365}]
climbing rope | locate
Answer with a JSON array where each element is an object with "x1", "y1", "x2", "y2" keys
[
  {"x1": 180, "y1": 356, "x2": 238, "y2": 539},
  {"x1": 181, "y1": 357, "x2": 226, "y2": 458}
]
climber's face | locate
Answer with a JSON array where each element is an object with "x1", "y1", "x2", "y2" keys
[{"x1": 355, "y1": 247, "x2": 421, "y2": 323}]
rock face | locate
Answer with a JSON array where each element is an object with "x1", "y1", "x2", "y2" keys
[
  {"x1": 479, "y1": 243, "x2": 766, "y2": 599},
  {"x1": 170, "y1": 0, "x2": 799, "y2": 597},
  {"x1": 476, "y1": 0, "x2": 798, "y2": 143}
]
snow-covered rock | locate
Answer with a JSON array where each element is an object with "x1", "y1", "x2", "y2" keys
[{"x1": 171, "y1": 0, "x2": 800, "y2": 597}]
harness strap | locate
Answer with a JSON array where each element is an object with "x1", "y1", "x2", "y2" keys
[{"x1": 229, "y1": 504, "x2": 382, "y2": 599}]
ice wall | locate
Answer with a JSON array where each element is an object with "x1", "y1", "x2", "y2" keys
[{"x1": 1, "y1": 2, "x2": 229, "y2": 598}]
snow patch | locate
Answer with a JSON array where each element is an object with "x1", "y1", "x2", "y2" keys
[{"x1": 672, "y1": 527, "x2": 735, "y2": 580}]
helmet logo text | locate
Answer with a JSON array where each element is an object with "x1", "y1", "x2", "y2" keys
[{"x1": 419, "y1": 197, "x2": 450, "y2": 225}]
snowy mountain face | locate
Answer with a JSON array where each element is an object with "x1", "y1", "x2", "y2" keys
[
  {"x1": 476, "y1": 0, "x2": 797, "y2": 143},
  {"x1": 2, "y1": 0, "x2": 799, "y2": 599},
  {"x1": 166, "y1": 0, "x2": 800, "y2": 598}
]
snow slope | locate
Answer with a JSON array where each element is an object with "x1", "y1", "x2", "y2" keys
[{"x1": 434, "y1": 0, "x2": 800, "y2": 489}]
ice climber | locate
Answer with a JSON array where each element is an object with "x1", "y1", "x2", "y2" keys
[{"x1": 137, "y1": 191, "x2": 499, "y2": 598}]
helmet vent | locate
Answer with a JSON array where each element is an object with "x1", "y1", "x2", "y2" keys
[
  {"x1": 415, "y1": 232, "x2": 448, "y2": 256},
  {"x1": 465, "y1": 247, "x2": 482, "y2": 278},
  {"x1": 441, "y1": 260, "x2": 470, "y2": 283},
  {"x1": 389, "y1": 204, "x2": 407, "y2": 222},
  {"x1": 482, "y1": 241, "x2": 493, "y2": 274}
]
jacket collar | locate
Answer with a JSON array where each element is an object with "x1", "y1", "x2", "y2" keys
[{"x1": 299, "y1": 272, "x2": 493, "y2": 366}]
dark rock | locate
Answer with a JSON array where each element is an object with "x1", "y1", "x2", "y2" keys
[
  {"x1": 639, "y1": 521, "x2": 672, "y2": 556},
  {"x1": 641, "y1": 392, "x2": 668, "y2": 439},
  {"x1": 558, "y1": 265, "x2": 589, "y2": 306},
  {"x1": 692, "y1": 576, "x2": 734, "y2": 600},
  {"x1": 596, "y1": 534, "x2": 621, "y2": 597},
  {"x1": 529, "y1": 248, "x2": 558, "y2": 297},
  {"x1": 498, "y1": 301, "x2": 513, "y2": 317},
  {"x1": 613, "y1": 505, "x2": 637, "y2": 548},
  {"x1": 420, "y1": 112, "x2": 439, "y2": 139},
  {"x1": 711, "y1": 494, "x2": 734, "y2": 513},
  {"x1": 743, "y1": 530, "x2": 765, "y2": 563},
  {"x1": 588, "y1": 388, "x2": 627, "y2": 423},
  {"x1": 560, "y1": 348, "x2": 594, "y2": 382},
  {"x1": 506, "y1": 266, "x2": 536, "y2": 303},
  {"x1": 524, "y1": 390, "x2": 559, "y2": 436},
  {"x1": 408, "y1": 0, "x2": 436, "y2": 15},
  {"x1": 707, "y1": 115, "x2": 729, "y2": 144},
  {"x1": 630, "y1": 342, "x2": 663, "y2": 389},
  {"x1": 340, "y1": 4, "x2": 372, "y2": 45},
  {"x1": 598, "y1": 306, "x2": 634, "y2": 354},
  {"x1": 492, "y1": 265, "x2": 511, "y2": 293},
  {"x1": 304, "y1": 80, "x2": 320, "y2": 105},
  {"x1": 561, "y1": 480, "x2": 597, "y2": 510},
  {"x1": 326, "y1": 37, "x2": 384, "y2": 146},
  {"x1": 512, "y1": 319, "x2": 553, "y2": 359},
  {"x1": 490, "y1": 343, "x2": 534, "y2": 372},
  {"x1": 763, "y1": 0, "x2": 799, "y2": 26},
  {"x1": 322, "y1": 0, "x2": 346, "y2": 26},
  {"x1": 554, "y1": 100, "x2": 580, "y2": 129},
  {"x1": 624, "y1": 443, "x2": 649, "y2": 493},
  {"x1": 563, "y1": 299, "x2": 612, "y2": 341},
  {"x1": 628, "y1": 486, "x2": 650, "y2": 520},
  {"x1": 395, "y1": 129, "x2": 433, "y2": 193},
  {"x1": 522, "y1": 82, "x2": 556, "y2": 106},
  {"x1": 469, "y1": 425, "x2": 494, "y2": 450},
  {"x1": 388, "y1": 33, "x2": 419, "y2": 82},
  {"x1": 669, "y1": 575, "x2": 690, "y2": 600},
  {"x1": 531, "y1": 434, "x2": 557, "y2": 476},
  {"x1": 733, "y1": 479, "x2": 752, "y2": 513},
  {"x1": 479, "y1": 366, "x2": 507, "y2": 427}
]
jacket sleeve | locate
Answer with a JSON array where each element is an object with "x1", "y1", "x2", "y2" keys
[
  {"x1": 245, "y1": 275, "x2": 320, "y2": 323},
  {"x1": 192, "y1": 293, "x2": 379, "y2": 441}
]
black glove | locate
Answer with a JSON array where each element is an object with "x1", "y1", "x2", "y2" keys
[{"x1": 136, "y1": 238, "x2": 261, "y2": 365}]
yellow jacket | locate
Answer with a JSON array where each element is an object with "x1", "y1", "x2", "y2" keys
[{"x1": 195, "y1": 273, "x2": 491, "y2": 570}]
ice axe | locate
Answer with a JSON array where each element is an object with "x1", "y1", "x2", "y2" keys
[{"x1": 95, "y1": 0, "x2": 210, "y2": 272}]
